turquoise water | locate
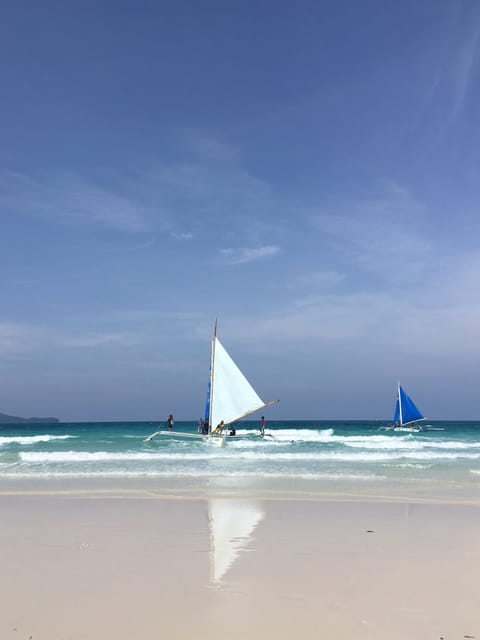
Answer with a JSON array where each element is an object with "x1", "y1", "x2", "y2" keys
[{"x1": 1, "y1": 420, "x2": 480, "y2": 498}]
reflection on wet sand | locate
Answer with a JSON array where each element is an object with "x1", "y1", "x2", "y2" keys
[{"x1": 208, "y1": 499, "x2": 264, "y2": 585}]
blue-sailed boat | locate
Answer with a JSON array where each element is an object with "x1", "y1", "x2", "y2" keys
[{"x1": 381, "y1": 382, "x2": 425, "y2": 432}]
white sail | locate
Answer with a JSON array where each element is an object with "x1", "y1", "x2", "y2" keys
[
  {"x1": 208, "y1": 498, "x2": 264, "y2": 585},
  {"x1": 144, "y1": 321, "x2": 278, "y2": 445},
  {"x1": 210, "y1": 336, "x2": 271, "y2": 430}
]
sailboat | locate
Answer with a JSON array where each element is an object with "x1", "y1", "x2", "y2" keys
[
  {"x1": 380, "y1": 382, "x2": 425, "y2": 432},
  {"x1": 144, "y1": 320, "x2": 279, "y2": 446}
]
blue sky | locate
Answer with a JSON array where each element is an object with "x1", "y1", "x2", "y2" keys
[{"x1": 1, "y1": 0, "x2": 480, "y2": 421}]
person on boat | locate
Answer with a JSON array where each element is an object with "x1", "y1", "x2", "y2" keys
[
  {"x1": 201, "y1": 419, "x2": 209, "y2": 435},
  {"x1": 167, "y1": 414, "x2": 174, "y2": 431},
  {"x1": 260, "y1": 416, "x2": 266, "y2": 437},
  {"x1": 229, "y1": 427, "x2": 236, "y2": 436},
  {"x1": 214, "y1": 420, "x2": 225, "y2": 434}
]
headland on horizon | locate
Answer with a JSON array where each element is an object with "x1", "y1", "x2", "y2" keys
[{"x1": 0, "y1": 411, "x2": 60, "y2": 424}]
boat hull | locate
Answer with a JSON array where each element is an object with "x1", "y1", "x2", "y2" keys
[
  {"x1": 377, "y1": 425, "x2": 423, "y2": 433},
  {"x1": 144, "y1": 430, "x2": 230, "y2": 446},
  {"x1": 205, "y1": 433, "x2": 227, "y2": 447},
  {"x1": 144, "y1": 430, "x2": 205, "y2": 442}
]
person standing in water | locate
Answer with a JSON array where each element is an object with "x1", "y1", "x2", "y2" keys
[
  {"x1": 260, "y1": 416, "x2": 266, "y2": 437},
  {"x1": 167, "y1": 414, "x2": 174, "y2": 431}
]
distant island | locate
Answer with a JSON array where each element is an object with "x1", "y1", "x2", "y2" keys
[{"x1": 0, "y1": 412, "x2": 60, "y2": 424}]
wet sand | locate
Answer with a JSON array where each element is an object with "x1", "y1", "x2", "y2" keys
[{"x1": 1, "y1": 491, "x2": 479, "y2": 639}]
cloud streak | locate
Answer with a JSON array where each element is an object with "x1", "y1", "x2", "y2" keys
[
  {"x1": 451, "y1": 14, "x2": 480, "y2": 120},
  {"x1": 0, "y1": 135, "x2": 286, "y2": 250},
  {"x1": 218, "y1": 245, "x2": 281, "y2": 265},
  {"x1": 0, "y1": 171, "x2": 153, "y2": 233},
  {"x1": 308, "y1": 182, "x2": 433, "y2": 285},
  {"x1": 219, "y1": 266, "x2": 480, "y2": 361},
  {"x1": 0, "y1": 322, "x2": 139, "y2": 356},
  {"x1": 286, "y1": 270, "x2": 345, "y2": 291},
  {"x1": 170, "y1": 231, "x2": 194, "y2": 240}
]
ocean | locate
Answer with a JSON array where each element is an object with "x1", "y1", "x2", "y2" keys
[{"x1": 1, "y1": 420, "x2": 480, "y2": 499}]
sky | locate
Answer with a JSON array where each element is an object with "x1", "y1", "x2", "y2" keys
[{"x1": 1, "y1": 0, "x2": 480, "y2": 421}]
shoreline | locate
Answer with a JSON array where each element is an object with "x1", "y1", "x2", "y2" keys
[{"x1": 1, "y1": 474, "x2": 480, "y2": 504}]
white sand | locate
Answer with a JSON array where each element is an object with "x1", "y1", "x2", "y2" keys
[{"x1": 1, "y1": 492, "x2": 479, "y2": 639}]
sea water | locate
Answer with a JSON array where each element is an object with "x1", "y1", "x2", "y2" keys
[{"x1": 1, "y1": 420, "x2": 480, "y2": 499}]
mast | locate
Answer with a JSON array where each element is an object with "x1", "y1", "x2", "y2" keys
[
  {"x1": 397, "y1": 381, "x2": 403, "y2": 427},
  {"x1": 208, "y1": 319, "x2": 217, "y2": 434}
]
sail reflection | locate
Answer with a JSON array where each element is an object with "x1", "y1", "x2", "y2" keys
[{"x1": 208, "y1": 498, "x2": 264, "y2": 585}]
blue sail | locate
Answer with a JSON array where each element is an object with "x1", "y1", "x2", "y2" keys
[
  {"x1": 204, "y1": 374, "x2": 211, "y2": 425},
  {"x1": 395, "y1": 385, "x2": 424, "y2": 426}
]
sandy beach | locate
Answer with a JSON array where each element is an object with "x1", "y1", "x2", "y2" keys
[{"x1": 1, "y1": 485, "x2": 479, "y2": 640}]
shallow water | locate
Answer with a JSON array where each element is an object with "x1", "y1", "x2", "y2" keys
[{"x1": 1, "y1": 420, "x2": 480, "y2": 500}]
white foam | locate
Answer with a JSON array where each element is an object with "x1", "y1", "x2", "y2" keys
[
  {"x1": 234, "y1": 427, "x2": 335, "y2": 442},
  {"x1": 0, "y1": 435, "x2": 74, "y2": 446},
  {"x1": 0, "y1": 469, "x2": 385, "y2": 481},
  {"x1": 20, "y1": 451, "x2": 190, "y2": 462},
  {"x1": 344, "y1": 438, "x2": 480, "y2": 451},
  {"x1": 19, "y1": 449, "x2": 480, "y2": 464},
  {"x1": 390, "y1": 463, "x2": 433, "y2": 469},
  {"x1": 250, "y1": 429, "x2": 480, "y2": 454}
]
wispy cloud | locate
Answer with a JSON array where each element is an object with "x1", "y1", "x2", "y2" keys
[
  {"x1": 286, "y1": 270, "x2": 345, "y2": 291},
  {"x1": 420, "y1": 5, "x2": 480, "y2": 127},
  {"x1": 451, "y1": 17, "x2": 480, "y2": 119},
  {"x1": 124, "y1": 238, "x2": 156, "y2": 251},
  {"x1": 0, "y1": 134, "x2": 287, "y2": 248},
  {"x1": 57, "y1": 332, "x2": 138, "y2": 348},
  {"x1": 217, "y1": 260, "x2": 480, "y2": 361},
  {"x1": 176, "y1": 132, "x2": 240, "y2": 164},
  {"x1": 92, "y1": 309, "x2": 206, "y2": 325},
  {"x1": 0, "y1": 323, "x2": 44, "y2": 356},
  {"x1": 0, "y1": 171, "x2": 153, "y2": 233},
  {"x1": 170, "y1": 231, "x2": 194, "y2": 240},
  {"x1": 308, "y1": 181, "x2": 433, "y2": 285},
  {"x1": 0, "y1": 322, "x2": 139, "y2": 356},
  {"x1": 142, "y1": 133, "x2": 286, "y2": 245},
  {"x1": 218, "y1": 245, "x2": 281, "y2": 265}
]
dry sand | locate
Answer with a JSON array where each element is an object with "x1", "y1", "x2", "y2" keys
[{"x1": 1, "y1": 490, "x2": 479, "y2": 639}]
